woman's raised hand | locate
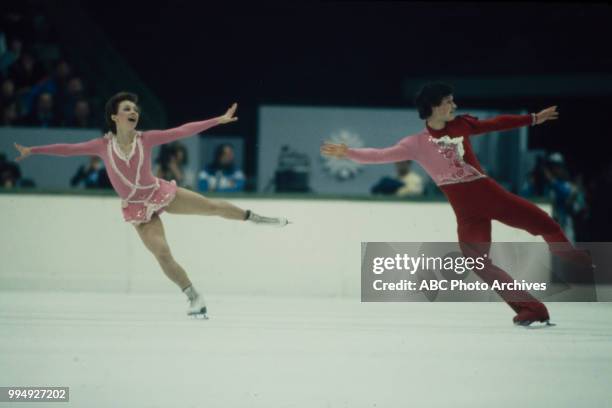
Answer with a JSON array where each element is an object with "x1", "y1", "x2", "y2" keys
[
  {"x1": 218, "y1": 103, "x2": 238, "y2": 124},
  {"x1": 13, "y1": 143, "x2": 31, "y2": 162}
]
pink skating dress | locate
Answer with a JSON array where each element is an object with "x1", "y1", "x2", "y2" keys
[{"x1": 30, "y1": 118, "x2": 220, "y2": 225}]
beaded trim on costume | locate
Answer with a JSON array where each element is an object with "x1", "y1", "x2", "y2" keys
[
  {"x1": 127, "y1": 181, "x2": 177, "y2": 225},
  {"x1": 106, "y1": 132, "x2": 160, "y2": 207}
]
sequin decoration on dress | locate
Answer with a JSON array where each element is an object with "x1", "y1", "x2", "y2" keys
[{"x1": 122, "y1": 179, "x2": 178, "y2": 225}]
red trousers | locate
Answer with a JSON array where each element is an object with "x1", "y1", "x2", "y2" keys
[{"x1": 441, "y1": 178, "x2": 583, "y2": 314}]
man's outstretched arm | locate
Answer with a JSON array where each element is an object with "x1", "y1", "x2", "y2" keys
[{"x1": 465, "y1": 106, "x2": 559, "y2": 136}]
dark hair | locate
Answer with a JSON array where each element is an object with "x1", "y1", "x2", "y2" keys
[
  {"x1": 211, "y1": 143, "x2": 235, "y2": 172},
  {"x1": 156, "y1": 144, "x2": 174, "y2": 173},
  {"x1": 104, "y1": 92, "x2": 139, "y2": 133},
  {"x1": 173, "y1": 142, "x2": 188, "y2": 165},
  {"x1": 156, "y1": 142, "x2": 189, "y2": 172},
  {"x1": 414, "y1": 82, "x2": 454, "y2": 119}
]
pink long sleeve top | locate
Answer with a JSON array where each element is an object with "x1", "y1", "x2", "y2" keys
[
  {"x1": 346, "y1": 114, "x2": 534, "y2": 186},
  {"x1": 30, "y1": 118, "x2": 220, "y2": 206}
]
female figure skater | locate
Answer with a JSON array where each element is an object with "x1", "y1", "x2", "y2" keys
[
  {"x1": 321, "y1": 82, "x2": 592, "y2": 326},
  {"x1": 14, "y1": 92, "x2": 288, "y2": 319}
]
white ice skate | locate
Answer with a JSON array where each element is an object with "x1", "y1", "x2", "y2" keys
[
  {"x1": 187, "y1": 294, "x2": 209, "y2": 319},
  {"x1": 247, "y1": 211, "x2": 290, "y2": 227}
]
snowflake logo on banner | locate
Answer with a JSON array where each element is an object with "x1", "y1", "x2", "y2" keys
[{"x1": 322, "y1": 129, "x2": 364, "y2": 181}]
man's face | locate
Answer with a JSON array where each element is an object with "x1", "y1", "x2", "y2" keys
[{"x1": 431, "y1": 95, "x2": 457, "y2": 121}]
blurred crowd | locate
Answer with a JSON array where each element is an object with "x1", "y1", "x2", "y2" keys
[
  {"x1": 1, "y1": 143, "x2": 609, "y2": 241},
  {"x1": 154, "y1": 141, "x2": 245, "y2": 193},
  {"x1": 0, "y1": 8, "x2": 608, "y2": 241},
  {"x1": 0, "y1": 10, "x2": 99, "y2": 128},
  {"x1": 197, "y1": 143, "x2": 245, "y2": 193},
  {"x1": 519, "y1": 152, "x2": 611, "y2": 242},
  {"x1": 371, "y1": 160, "x2": 425, "y2": 197},
  {"x1": 0, "y1": 151, "x2": 20, "y2": 188},
  {"x1": 520, "y1": 153, "x2": 583, "y2": 241}
]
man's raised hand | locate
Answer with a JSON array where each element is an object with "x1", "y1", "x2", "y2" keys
[
  {"x1": 535, "y1": 106, "x2": 559, "y2": 125},
  {"x1": 320, "y1": 142, "x2": 348, "y2": 159}
]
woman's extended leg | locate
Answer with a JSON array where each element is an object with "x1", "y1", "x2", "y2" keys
[
  {"x1": 165, "y1": 187, "x2": 246, "y2": 220},
  {"x1": 134, "y1": 213, "x2": 192, "y2": 289},
  {"x1": 164, "y1": 187, "x2": 289, "y2": 226}
]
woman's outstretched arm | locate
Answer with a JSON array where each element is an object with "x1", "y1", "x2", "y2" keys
[
  {"x1": 142, "y1": 103, "x2": 238, "y2": 147},
  {"x1": 14, "y1": 138, "x2": 103, "y2": 161}
]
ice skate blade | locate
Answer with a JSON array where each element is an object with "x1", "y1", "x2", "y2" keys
[
  {"x1": 188, "y1": 312, "x2": 209, "y2": 320},
  {"x1": 253, "y1": 218, "x2": 290, "y2": 227},
  {"x1": 189, "y1": 313, "x2": 209, "y2": 320},
  {"x1": 273, "y1": 218, "x2": 290, "y2": 227},
  {"x1": 514, "y1": 320, "x2": 556, "y2": 329},
  {"x1": 187, "y1": 307, "x2": 209, "y2": 320}
]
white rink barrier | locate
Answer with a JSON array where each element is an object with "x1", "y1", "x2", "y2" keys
[{"x1": 1, "y1": 194, "x2": 549, "y2": 297}]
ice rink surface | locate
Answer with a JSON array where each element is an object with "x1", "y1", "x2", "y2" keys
[{"x1": 1, "y1": 291, "x2": 611, "y2": 408}]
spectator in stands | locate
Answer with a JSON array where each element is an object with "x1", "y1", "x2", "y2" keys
[
  {"x1": 544, "y1": 152, "x2": 581, "y2": 242},
  {"x1": 1, "y1": 78, "x2": 16, "y2": 107},
  {"x1": 7, "y1": 36, "x2": 22, "y2": 58},
  {"x1": 22, "y1": 58, "x2": 70, "y2": 118},
  {"x1": 156, "y1": 141, "x2": 189, "y2": 187},
  {"x1": 571, "y1": 173, "x2": 590, "y2": 242},
  {"x1": 172, "y1": 142, "x2": 189, "y2": 184},
  {"x1": 48, "y1": 59, "x2": 71, "y2": 93},
  {"x1": 395, "y1": 160, "x2": 424, "y2": 197},
  {"x1": 0, "y1": 34, "x2": 20, "y2": 77},
  {"x1": 520, "y1": 155, "x2": 551, "y2": 198},
  {"x1": 0, "y1": 151, "x2": 21, "y2": 188},
  {"x1": 9, "y1": 52, "x2": 42, "y2": 93},
  {"x1": 19, "y1": 92, "x2": 59, "y2": 127},
  {"x1": 0, "y1": 78, "x2": 18, "y2": 123},
  {"x1": 198, "y1": 143, "x2": 245, "y2": 192},
  {"x1": 61, "y1": 76, "x2": 86, "y2": 124},
  {"x1": 371, "y1": 160, "x2": 424, "y2": 196},
  {"x1": 2, "y1": 101, "x2": 18, "y2": 126},
  {"x1": 1, "y1": 12, "x2": 101, "y2": 131},
  {"x1": 70, "y1": 156, "x2": 111, "y2": 189},
  {"x1": 67, "y1": 99, "x2": 92, "y2": 128}
]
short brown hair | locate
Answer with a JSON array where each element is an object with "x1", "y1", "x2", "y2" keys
[
  {"x1": 104, "y1": 92, "x2": 140, "y2": 133},
  {"x1": 414, "y1": 82, "x2": 454, "y2": 120}
]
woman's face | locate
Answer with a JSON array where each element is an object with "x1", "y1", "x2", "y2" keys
[{"x1": 112, "y1": 100, "x2": 140, "y2": 132}]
